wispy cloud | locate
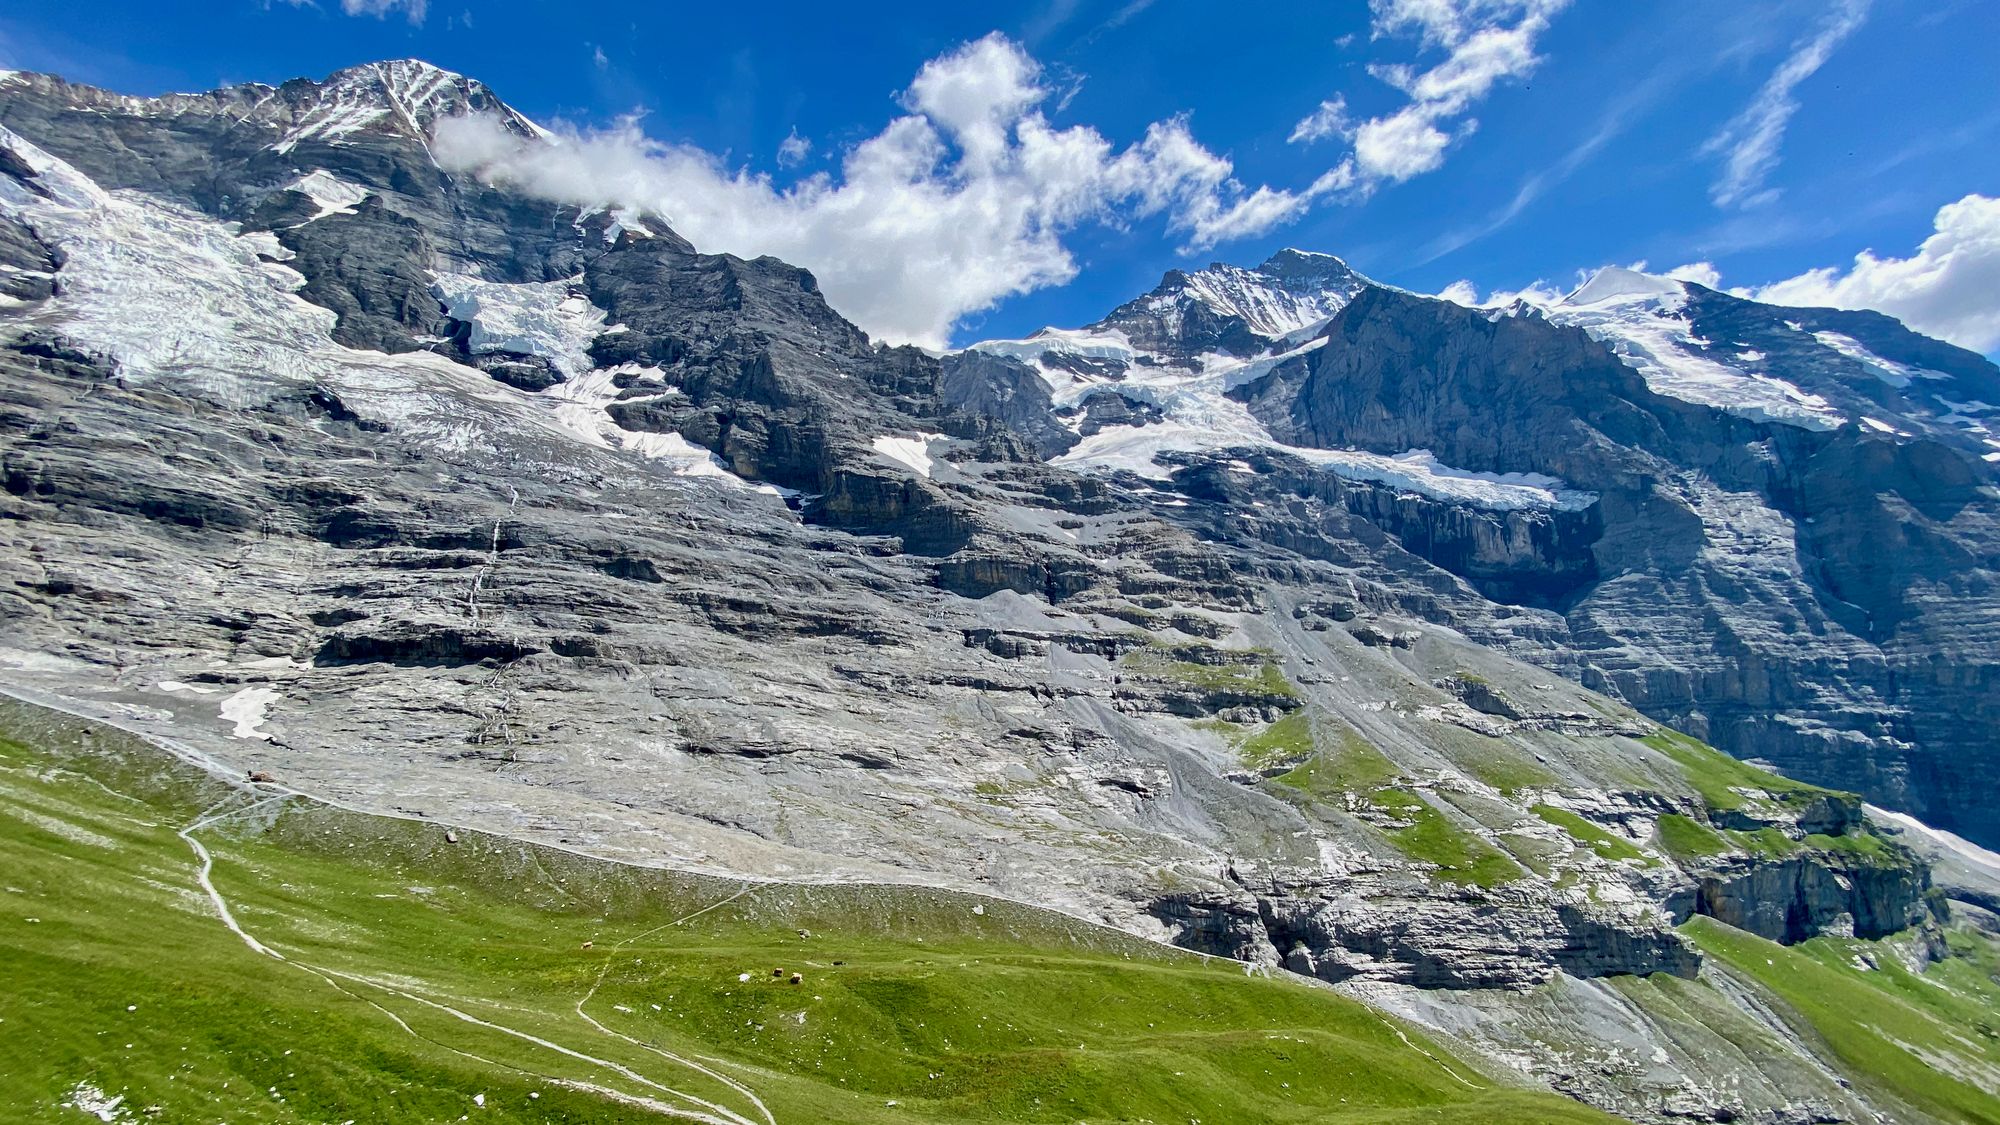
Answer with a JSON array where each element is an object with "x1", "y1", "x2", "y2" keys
[
  {"x1": 1289, "y1": 0, "x2": 1571, "y2": 198},
  {"x1": 1701, "y1": 0, "x2": 1869, "y2": 209},
  {"x1": 1097, "y1": 0, "x2": 1159, "y2": 34},
  {"x1": 276, "y1": 0, "x2": 430, "y2": 23},
  {"x1": 1408, "y1": 48, "x2": 1689, "y2": 267},
  {"x1": 1020, "y1": 0, "x2": 1084, "y2": 44},
  {"x1": 1288, "y1": 97, "x2": 1349, "y2": 145},
  {"x1": 775, "y1": 127, "x2": 811, "y2": 167},
  {"x1": 435, "y1": 33, "x2": 1314, "y2": 348}
]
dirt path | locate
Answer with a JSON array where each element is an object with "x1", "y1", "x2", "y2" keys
[{"x1": 171, "y1": 791, "x2": 771, "y2": 1125}]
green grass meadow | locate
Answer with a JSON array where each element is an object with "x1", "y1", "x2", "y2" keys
[{"x1": 0, "y1": 702, "x2": 1611, "y2": 1124}]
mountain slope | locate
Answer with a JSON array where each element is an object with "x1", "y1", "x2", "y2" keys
[
  {"x1": 0, "y1": 700, "x2": 1618, "y2": 1125},
  {"x1": 0, "y1": 60, "x2": 1994, "y2": 1124}
]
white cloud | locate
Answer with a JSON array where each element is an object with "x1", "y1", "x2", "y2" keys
[
  {"x1": 1435, "y1": 279, "x2": 1483, "y2": 305},
  {"x1": 1701, "y1": 0, "x2": 1869, "y2": 208},
  {"x1": 1746, "y1": 193, "x2": 2000, "y2": 353},
  {"x1": 1351, "y1": 104, "x2": 1458, "y2": 182},
  {"x1": 1443, "y1": 198, "x2": 2000, "y2": 354},
  {"x1": 1289, "y1": 97, "x2": 1350, "y2": 145},
  {"x1": 1434, "y1": 276, "x2": 1565, "y2": 308},
  {"x1": 1661, "y1": 261, "x2": 1722, "y2": 287},
  {"x1": 433, "y1": 33, "x2": 1317, "y2": 349},
  {"x1": 592, "y1": 46, "x2": 609, "y2": 70},
  {"x1": 1294, "y1": 0, "x2": 1570, "y2": 196},
  {"x1": 339, "y1": 0, "x2": 427, "y2": 23},
  {"x1": 776, "y1": 128, "x2": 812, "y2": 168}
]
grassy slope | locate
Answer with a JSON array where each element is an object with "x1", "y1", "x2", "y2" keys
[
  {"x1": 1684, "y1": 917, "x2": 2000, "y2": 1124},
  {"x1": 0, "y1": 708, "x2": 1613, "y2": 1125},
  {"x1": 1640, "y1": 729, "x2": 1838, "y2": 811}
]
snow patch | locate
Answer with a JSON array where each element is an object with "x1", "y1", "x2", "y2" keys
[
  {"x1": 604, "y1": 207, "x2": 653, "y2": 242},
  {"x1": 235, "y1": 231, "x2": 292, "y2": 262},
  {"x1": 871, "y1": 433, "x2": 944, "y2": 478},
  {"x1": 432, "y1": 271, "x2": 606, "y2": 379},
  {"x1": 283, "y1": 170, "x2": 372, "y2": 221},
  {"x1": 1055, "y1": 422, "x2": 1592, "y2": 511},
  {"x1": 1810, "y1": 330, "x2": 1938, "y2": 387},
  {"x1": 1289, "y1": 448, "x2": 1597, "y2": 511},
  {"x1": 219, "y1": 686, "x2": 279, "y2": 741}
]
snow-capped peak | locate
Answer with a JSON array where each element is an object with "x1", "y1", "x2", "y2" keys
[
  {"x1": 1560, "y1": 266, "x2": 1685, "y2": 308},
  {"x1": 276, "y1": 59, "x2": 546, "y2": 153},
  {"x1": 1094, "y1": 249, "x2": 1372, "y2": 348},
  {"x1": 1255, "y1": 247, "x2": 1362, "y2": 283}
]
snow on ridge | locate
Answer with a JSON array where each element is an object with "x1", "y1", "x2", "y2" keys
[
  {"x1": 970, "y1": 327, "x2": 1137, "y2": 366},
  {"x1": 1542, "y1": 281, "x2": 1847, "y2": 431},
  {"x1": 1055, "y1": 421, "x2": 1594, "y2": 512},
  {"x1": 274, "y1": 84, "x2": 391, "y2": 154},
  {"x1": 275, "y1": 60, "x2": 537, "y2": 154},
  {"x1": 1561, "y1": 266, "x2": 1685, "y2": 308},
  {"x1": 1172, "y1": 261, "x2": 1364, "y2": 340},
  {"x1": 1809, "y1": 330, "x2": 1947, "y2": 388},
  {"x1": 965, "y1": 328, "x2": 1141, "y2": 400}
]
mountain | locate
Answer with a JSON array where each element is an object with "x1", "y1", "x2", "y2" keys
[
  {"x1": 962, "y1": 253, "x2": 2000, "y2": 852},
  {"x1": 2, "y1": 61, "x2": 1999, "y2": 1124}
]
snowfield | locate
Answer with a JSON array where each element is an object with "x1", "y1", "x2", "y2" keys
[
  {"x1": 0, "y1": 125, "x2": 793, "y2": 501},
  {"x1": 1541, "y1": 269, "x2": 1848, "y2": 430}
]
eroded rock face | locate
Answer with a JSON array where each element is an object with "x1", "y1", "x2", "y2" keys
[{"x1": 1686, "y1": 851, "x2": 1932, "y2": 943}]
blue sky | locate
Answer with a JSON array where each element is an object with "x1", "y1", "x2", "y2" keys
[{"x1": 2, "y1": 0, "x2": 1996, "y2": 352}]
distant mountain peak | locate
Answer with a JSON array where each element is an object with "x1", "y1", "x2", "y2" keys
[
  {"x1": 272, "y1": 58, "x2": 546, "y2": 152},
  {"x1": 1254, "y1": 247, "x2": 1361, "y2": 280},
  {"x1": 1560, "y1": 265, "x2": 1685, "y2": 308},
  {"x1": 1093, "y1": 249, "x2": 1374, "y2": 350}
]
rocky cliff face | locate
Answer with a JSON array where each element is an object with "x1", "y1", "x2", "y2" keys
[
  {"x1": 1226, "y1": 286, "x2": 2000, "y2": 847},
  {"x1": 0, "y1": 60, "x2": 1987, "y2": 1124}
]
